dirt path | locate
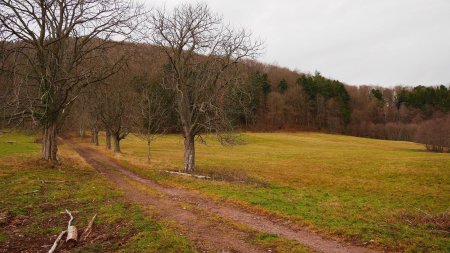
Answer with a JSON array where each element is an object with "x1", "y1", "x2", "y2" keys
[{"x1": 67, "y1": 140, "x2": 378, "y2": 253}]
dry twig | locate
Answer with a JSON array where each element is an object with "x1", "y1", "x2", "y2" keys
[
  {"x1": 48, "y1": 230, "x2": 66, "y2": 253},
  {"x1": 80, "y1": 214, "x2": 97, "y2": 241}
]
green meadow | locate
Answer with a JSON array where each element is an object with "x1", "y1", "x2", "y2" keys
[
  {"x1": 1, "y1": 131, "x2": 449, "y2": 252},
  {"x1": 99, "y1": 132, "x2": 450, "y2": 252}
]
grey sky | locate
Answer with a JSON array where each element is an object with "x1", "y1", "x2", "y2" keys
[{"x1": 145, "y1": 0, "x2": 450, "y2": 87}]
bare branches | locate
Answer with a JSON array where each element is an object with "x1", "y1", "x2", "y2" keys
[
  {"x1": 147, "y1": 3, "x2": 263, "y2": 171},
  {"x1": 0, "y1": 0, "x2": 146, "y2": 160},
  {"x1": 132, "y1": 72, "x2": 173, "y2": 162}
]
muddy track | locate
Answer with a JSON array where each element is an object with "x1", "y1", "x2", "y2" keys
[{"x1": 67, "y1": 140, "x2": 378, "y2": 253}]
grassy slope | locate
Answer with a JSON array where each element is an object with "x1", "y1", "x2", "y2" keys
[
  {"x1": 95, "y1": 132, "x2": 450, "y2": 252},
  {"x1": 0, "y1": 132, "x2": 195, "y2": 252}
]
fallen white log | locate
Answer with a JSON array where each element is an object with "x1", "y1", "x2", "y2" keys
[
  {"x1": 66, "y1": 225, "x2": 78, "y2": 245},
  {"x1": 162, "y1": 170, "x2": 211, "y2": 179}
]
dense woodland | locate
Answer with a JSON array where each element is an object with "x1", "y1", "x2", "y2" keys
[{"x1": 0, "y1": 1, "x2": 449, "y2": 172}]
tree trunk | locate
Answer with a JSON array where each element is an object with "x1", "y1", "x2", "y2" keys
[
  {"x1": 147, "y1": 140, "x2": 151, "y2": 163},
  {"x1": 42, "y1": 122, "x2": 58, "y2": 161},
  {"x1": 183, "y1": 134, "x2": 195, "y2": 172},
  {"x1": 105, "y1": 130, "x2": 111, "y2": 150},
  {"x1": 79, "y1": 123, "x2": 85, "y2": 138},
  {"x1": 113, "y1": 133, "x2": 121, "y2": 153},
  {"x1": 91, "y1": 127, "x2": 99, "y2": 146}
]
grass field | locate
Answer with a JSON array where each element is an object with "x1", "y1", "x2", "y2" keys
[
  {"x1": 1, "y1": 131, "x2": 449, "y2": 252},
  {"x1": 0, "y1": 132, "x2": 195, "y2": 252},
  {"x1": 87, "y1": 132, "x2": 450, "y2": 252}
]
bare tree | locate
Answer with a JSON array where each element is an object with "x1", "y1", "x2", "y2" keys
[
  {"x1": 92, "y1": 69, "x2": 136, "y2": 153},
  {"x1": 0, "y1": 0, "x2": 143, "y2": 161},
  {"x1": 148, "y1": 3, "x2": 262, "y2": 172},
  {"x1": 133, "y1": 74, "x2": 173, "y2": 163}
]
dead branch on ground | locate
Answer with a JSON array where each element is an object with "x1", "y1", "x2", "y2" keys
[
  {"x1": 162, "y1": 170, "x2": 211, "y2": 179},
  {"x1": 80, "y1": 214, "x2": 97, "y2": 241},
  {"x1": 48, "y1": 230, "x2": 67, "y2": 253}
]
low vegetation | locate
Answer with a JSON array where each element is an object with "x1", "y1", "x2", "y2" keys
[{"x1": 83, "y1": 132, "x2": 450, "y2": 252}]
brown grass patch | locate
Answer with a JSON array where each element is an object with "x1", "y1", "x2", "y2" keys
[
  {"x1": 196, "y1": 167, "x2": 270, "y2": 187},
  {"x1": 397, "y1": 209, "x2": 450, "y2": 234}
]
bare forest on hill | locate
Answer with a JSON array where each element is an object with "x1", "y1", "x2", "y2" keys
[{"x1": 2, "y1": 40, "x2": 450, "y2": 154}]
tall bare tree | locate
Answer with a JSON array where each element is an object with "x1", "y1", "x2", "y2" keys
[
  {"x1": 0, "y1": 0, "x2": 143, "y2": 161},
  {"x1": 148, "y1": 3, "x2": 262, "y2": 172}
]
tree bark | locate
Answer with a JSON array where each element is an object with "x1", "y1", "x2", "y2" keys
[
  {"x1": 183, "y1": 134, "x2": 195, "y2": 172},
  {"x1": 105, "y1": 130, "x2": 111, "y2": 150},
  {"x1": 113, "y1": 133, "x2": 121, "y2": 153},
  {"x1": 42, "y1": 122, "x2": 58, "y2": 161},
  {"x1": 147, "y1": 140, "x2": 151, "y2": 163}
]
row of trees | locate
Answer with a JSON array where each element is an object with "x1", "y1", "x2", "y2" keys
[
  {"x1": 0, "y1": 1, "x2": 262, "y2": 171},
  {"x1": 0, "y1": 0, "x2": 144, "y2": 160}
]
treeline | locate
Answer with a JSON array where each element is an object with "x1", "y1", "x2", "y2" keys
[
  {"x1": 3, "y1": 41, "x2": 449, "y2": 153},
  {"x1": 65, "y1": 51, "x2": 450, "y2": 153},
  {"x1": 232, "y1": 62, "x2": 449, "y2": 151},
  {"x1": 2, "y1": 38, "x2": 449, "y2": 153},
  {"x1": 239, "y1": 69, "x2": 351, "y2": 132}
]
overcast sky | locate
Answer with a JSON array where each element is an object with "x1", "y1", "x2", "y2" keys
[{"x1": 145, "y1": 0, "x2": 450, "y2": 87}]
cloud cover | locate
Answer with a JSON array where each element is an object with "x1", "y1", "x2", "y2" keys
[{"x1": 145, "y1": 0, "x2": 450, "y2": 86}]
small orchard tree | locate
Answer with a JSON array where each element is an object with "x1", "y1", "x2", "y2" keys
[
  {"x1": 132, "y1": 74, "x2": 173, "y2": 163},
  {"x1": 148, "y1": 3, "x2": 262, "y2": 172},
  {"x1": 0, "y1": 0, "x2": 143, "y2": 161}
]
